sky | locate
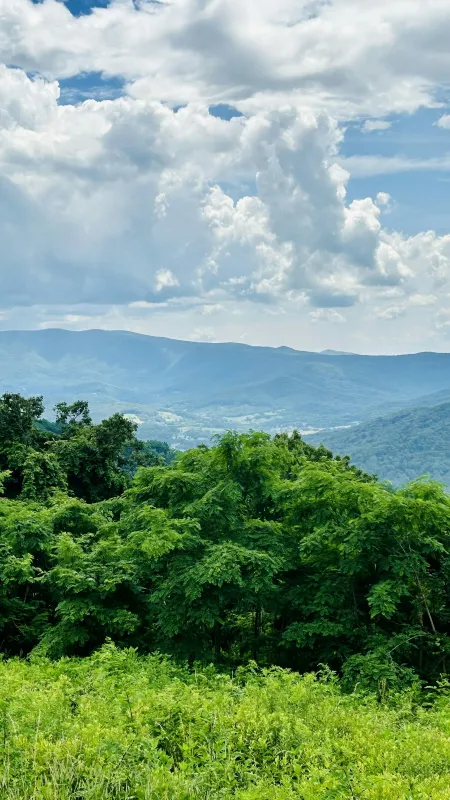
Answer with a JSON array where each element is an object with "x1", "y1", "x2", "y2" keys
[{"x1": 1, "y1": 1, "x2": 450, "y2": 353}]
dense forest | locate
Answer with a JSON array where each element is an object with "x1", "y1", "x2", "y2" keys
[
  {"x1": 3, "y1": 391, "x2": 450, "y2": 796},
  {"x1": 1, "y1": 390, "x2": 449, "y2": 685},
  {"x1": 308, "y1": 400, "x2": 450, "y2": 486}
]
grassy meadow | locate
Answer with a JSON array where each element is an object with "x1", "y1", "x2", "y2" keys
[{"x1": 2, "y1": 645, "x2": 450, "y2": 800}]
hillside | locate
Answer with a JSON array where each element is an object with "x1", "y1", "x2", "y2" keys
[
  {"x1": 306, "y1": 401, "x2": 450, "y2": 486},
  {"x1": 3, "y1": 329, "x2": 450, "y2": 446}
]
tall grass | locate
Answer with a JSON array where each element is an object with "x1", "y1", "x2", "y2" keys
[{"x1": 1, "y1": 643, "x2": 450, "y2": 799}]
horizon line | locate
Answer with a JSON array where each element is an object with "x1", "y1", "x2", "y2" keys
[{"x1": 0, "y1": 327, "x2": 448, "y2": 358}]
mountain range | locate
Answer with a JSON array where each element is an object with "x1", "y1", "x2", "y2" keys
[
  {"x1": 1, "y1": 329, "x2": 450, "y2": 469},
  {"x1": 306, "y1": 400, "x2": 450, "y2": 487}
]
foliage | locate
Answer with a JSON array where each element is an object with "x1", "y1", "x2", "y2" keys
[
  {"x1": 3, "y1": 387, "x2": 450, "y2": 797},
  {"x1": 0, "y1": 394, "x2": 173, "y2": 503},
  {"x1": 1, "y1": 645, "x2": 450, "y2": 798},
  {"x1": 1, "y1": 399, "x2": 450, "y2": 693}
]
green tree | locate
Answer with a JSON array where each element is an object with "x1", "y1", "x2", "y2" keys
[
  {"x1": 0, "y1": 393, "x2": 44, "y2": 447},
  {"x1": 51, "y1": 412, "x2": 138, "y2": 502},
  {"x1": 54, "y1": 400, "x2": 92, "y2": 428},
  {"x1": 1, "y1": 416, "x2": 450, "y2": 693},
  {"x1": 0, "y1": 393, "x2": 151, "y2": 503}
]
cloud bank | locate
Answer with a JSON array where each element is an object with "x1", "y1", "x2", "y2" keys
[{"x1": 1, "y1": 0, "x2": 450, "y2": 352}]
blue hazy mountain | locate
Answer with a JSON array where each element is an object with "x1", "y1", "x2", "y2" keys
[
  {"x1": 306, "y1": 401, "x2": 450, "y2": 487},
  {"x1": 2, "y1": 328, "x2": 450, "y2": 448}
]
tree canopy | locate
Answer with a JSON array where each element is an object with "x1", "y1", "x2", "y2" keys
[
  {"x1": 0, "y1": 393, "x2": 173, "y2": 503},
  {"x1": 1, "y1": 393, "x2": 450, "y2": 695}
]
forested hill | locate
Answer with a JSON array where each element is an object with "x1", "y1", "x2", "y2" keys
[
  {"x1": 3, "y1": 328, "x2": 450, "y2": 445},
  {"x1": 306, "y1": 400, "x2": 450, "y2": 486}
]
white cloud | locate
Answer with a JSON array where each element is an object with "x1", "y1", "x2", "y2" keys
[
  {"x1": 409, "y1": 293, "x2": 437, "y2": 307},
  {"x1": 340, "y1": 154, "x2": 450, "y2": 178},
  {"x1": 0, "y1": 65, "x2": 60, "y2": 130},
  {"x1": 310, "y1": 309, "x2": 346, "y2": 323},
  {"x1": 0, "y1": 65, "x2": 450, "y2": 326},
  {"x1": 435, "y1": 114, "x2": 450, "y2": 129},
  {"x1": 0, "y1": 0, "x2": 449, "y2": 119},
  {"x1": 155, "y1": 269, "x2": 180, "y2": 292},
  {"x1": 362, "y1": 119, "x2": 392, "y2": 133},
  {"x1": 376, "y1": 192, "x2": 391, "y2": 207},
  {"x1": 1, "y1": 2, "x2": 450, "y2": 352}
]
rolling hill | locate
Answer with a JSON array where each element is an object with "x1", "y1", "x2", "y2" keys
[
  {"x1": 306, "y1": 401, "x2": 450, "y2": 487},
  {"x1": 2, "y1": 328, "x2": 450, "y2": 447}
]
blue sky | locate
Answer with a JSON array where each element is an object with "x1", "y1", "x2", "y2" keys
[
  {"x1": 343, "y1": 107, "x2": 450, "y2": 236},
  {"x1": 2, "y1": 0, "x2": 450, "y2": 354},
  {"x1": 58, "y1": 71, "x2": 126, "y2": 103},
  {"x1": 31, "y1": 0, "x2": 111, "y2": 15}
]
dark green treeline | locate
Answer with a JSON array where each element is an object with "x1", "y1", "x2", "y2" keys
[{"x1": 1, "y1": 392, "x2": 450, "y2": 694}]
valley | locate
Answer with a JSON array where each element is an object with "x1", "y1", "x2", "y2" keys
[{"x1": 2, "y1": 329, "x2": 450, "y2": 455}]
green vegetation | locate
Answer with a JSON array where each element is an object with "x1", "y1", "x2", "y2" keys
[
  {"x1": 3, "y1": 390, "x2": 450, "y2": 797},
  {"x1": 0, "y1": 393, "x2": 175, "y2": 503},
  {"x1": 307, "y1": 400, "x2": 450, "y2": 486},
  {"x1": 0, "y1": 392, "x2": 449, "y2": 686},
  {"x1": 3, "y1": 645, "x2": 450, "y2": 799}
]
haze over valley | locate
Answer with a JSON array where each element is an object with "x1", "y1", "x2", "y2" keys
[{"x1": 1, "y1": 327, "x2": 450, "y2": 485}]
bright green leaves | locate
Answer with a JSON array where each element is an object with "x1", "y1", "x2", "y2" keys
[
  {"x1": 367, "y1": 580, "x2": 409, "y2": 619},
  {"x1": 21, "y1": 449, "x2": 67, "y2": 501},
  {"x1": 0, "y1": 470, "x2": 10, "y2": 496},
  {"x1": 187, "y1": 542, "x2": 279, "y2": 598},
  {"x1": 123, "y1": 505, "x2": 194, "y2": 561},
  {"x1": 1, "y1": 422, "x2": 450, "y2": 688},
  {"x1": 4, "y1": 649, "x2": 450, "y2": 799},
  {"x1": 0, "y1": 500, "x2": 54, "y2": 653},
  {"x1": 1, "y1": 552, "x2": 35, "y2": 587}
]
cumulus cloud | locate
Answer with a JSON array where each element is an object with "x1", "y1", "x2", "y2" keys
[
  {"x1": 1, "y1": 1, "x2": 450, "y2": 351},
  {"x1": 0, "y1": 0, "x2": 449, "y2": 118},
  {"x1": 361, "y1": 120, "x2": 392, "y2": 133},
  {"x1": 376, "y1": 192, "x2": 391, "y2": 207},
  {"x1": 1, "y1": 63, "x2": 450, "y2": 323},
  {"x1": 436, "y1": 115, "x2": 450, "y2": 129}
]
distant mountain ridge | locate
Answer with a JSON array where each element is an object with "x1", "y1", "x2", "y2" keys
[
  {"x1": 306, "y1": 401, "x2": 450, "y2": 487},
  {"x1": 320, "y1": 349, "x2": 354, "y2": 356},
  {"x1": 1, "y1": 328, "x2": 450, "y2": 447}
]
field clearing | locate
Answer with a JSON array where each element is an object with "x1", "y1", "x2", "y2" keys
[{"x1": 2, "y1": 646, "x2": 450, "y2": 800}]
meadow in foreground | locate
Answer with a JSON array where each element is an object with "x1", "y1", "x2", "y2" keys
[{"x1": 2, "y1": 644, "x2": 450, "y2": 800}]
